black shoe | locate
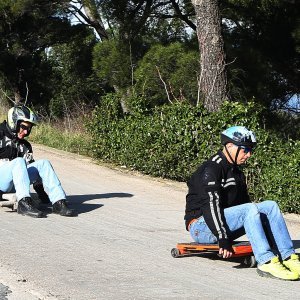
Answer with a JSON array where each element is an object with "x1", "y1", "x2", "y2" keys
[
  {"x1": 17, "y1": 197, "x2": 45, "y2": 218},
  {"x1": 52, "y1": 200, "x2": 77, "y2": 217}
]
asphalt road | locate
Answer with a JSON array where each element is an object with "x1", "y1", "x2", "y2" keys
[{"x1": 0, "y1": 145, "x2": 299, "y2": 300}]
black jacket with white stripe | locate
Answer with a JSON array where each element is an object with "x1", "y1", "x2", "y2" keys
[
  {"x1": 0, "y1": 121, "x2": 34, "y2": 164},
  {"x1": 184, "y1": 150, "x2": 250, "y2": 250}
]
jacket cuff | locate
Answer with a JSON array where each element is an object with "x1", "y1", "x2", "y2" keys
[{"x1": 218, "y1": 238, "x2": 232, "y2": 250}]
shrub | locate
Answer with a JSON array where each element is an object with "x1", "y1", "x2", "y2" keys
[{"x1": 86, "y1": 94, "x2": 300, "y2": 213}]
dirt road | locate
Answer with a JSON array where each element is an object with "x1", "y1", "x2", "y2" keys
[{"x1": 0, "y1": 145, "x2": 299, "y2": 300}]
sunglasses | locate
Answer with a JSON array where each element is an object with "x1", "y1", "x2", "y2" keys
[
  {"x1": 19, "y1": 124, "x2": 32, "y2": 132},
  {"x1": 240, "y1": 146, "x2": 253, "y2": 154}
]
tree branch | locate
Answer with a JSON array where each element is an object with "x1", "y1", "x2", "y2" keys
[
  {"x1": 156, "y1": 66, "x2": 173, "y2": 104},
  {"x1": 170, "y1": 0, "x2": 196, "y2": 30}
]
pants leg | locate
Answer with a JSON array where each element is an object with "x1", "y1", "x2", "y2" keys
[
  {"x1": 27, "y1": 159, "x2": 66, "y2": 204},
  {"x1": 0, "y1": 158, "x2": 31, "y2": 200},
  {"x1": 189, "y1": 216, "x2": 219, "y2": 244},
  {"x1": 189, "y1": 201, "x2": 294, "y2": 265},
  {"x1": 250, "y1": 201, "x2": 294, "y2": 261}
]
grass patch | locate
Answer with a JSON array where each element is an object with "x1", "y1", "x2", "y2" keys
[
  {"x1": 30, "y1": 121, "x2": 93, "y2": 156},
  {"x1": 0, "y1": 101, "x2": 93, "y2": 157}
]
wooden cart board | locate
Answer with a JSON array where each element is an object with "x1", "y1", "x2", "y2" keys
[{"x1": 171, "y1": 241, "x2": 256, "y2": 267}]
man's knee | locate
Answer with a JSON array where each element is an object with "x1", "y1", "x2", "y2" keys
[
  {"x1": 12, "y1": 157, "x2": 27, "y2": 167},
  {"x1": 13, "y1": 157, "x2": 25, "y2": 163},
  {"x1": 35, "y1": 159, "x2": 52, "y2": 168},
  {"x1": 262, "y1": 200, "x2": 280, "y2": 212},
  {"x1": 242, "y1": 203, "x2": 261, "y2": 221},
  {"x1": 247, "y1": 203, "x2": 260, "y2": 214}
]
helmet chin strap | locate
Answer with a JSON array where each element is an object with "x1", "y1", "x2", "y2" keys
[{"x1": 225, "y1": 145, "x2": 241, "y2": 166}]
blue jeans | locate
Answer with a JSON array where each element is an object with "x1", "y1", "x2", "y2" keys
[
  {"x1": 0, "y1": 157, "x2": 66, "y2": 204},
  {"x1": 189, "y1": 201, "x2": 295, "y2": 265}
]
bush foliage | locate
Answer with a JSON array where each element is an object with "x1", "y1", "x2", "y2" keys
[{"x1": 86, "y1": 94, "x2": 300, "y2": 213}]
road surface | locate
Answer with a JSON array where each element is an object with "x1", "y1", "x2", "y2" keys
[{"x1": 0, "y1": 145, "x2": 299, "y2": 300}]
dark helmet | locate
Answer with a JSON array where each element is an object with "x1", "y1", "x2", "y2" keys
[
  {"x1": 7, "y1": 105, "x2": 38, "y2": 134},
  {"x1": 221, "y1": 126, "x2": 257, "y2": 148}
]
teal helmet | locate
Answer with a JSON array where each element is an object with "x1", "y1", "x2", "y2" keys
[
  {"x1": 7, "y1": 105, "x2": 38, "y2": 134},
  {"x1": 221, "y1": 126, "x2": 257, "y2": 148}
]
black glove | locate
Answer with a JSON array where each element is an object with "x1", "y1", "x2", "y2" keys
[{"x1": 218, "y1": 238, "x2": 234, "y2": 252}]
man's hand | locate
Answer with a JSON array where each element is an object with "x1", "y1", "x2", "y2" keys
[
  {"x1": 218, "y1": 238, "x2": 234, "y2": 258},
  {"x1": 219, "y1": 247, "x2": 233, "y2": 258}
]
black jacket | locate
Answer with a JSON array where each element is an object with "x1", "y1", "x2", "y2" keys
[
  {"x1": 185, "y1": 150, "x2": 250, "y2": 249},
  {"x1": 0, "y1": 121, "x2": 34, "y2": 163}
]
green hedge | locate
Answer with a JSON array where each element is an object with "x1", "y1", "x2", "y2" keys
[{"x1": 86, "y1": 94, "x2": 300, "y2": 213}]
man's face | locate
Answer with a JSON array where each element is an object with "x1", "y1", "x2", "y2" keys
[
  {"x1": 225, "y1": 143, "x2": 253, "y2": 165},
  {"x1": 17, "y1": 121, "x2": 32, "y2": 139}
]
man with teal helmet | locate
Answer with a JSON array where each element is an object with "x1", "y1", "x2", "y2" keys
[
  {"x1": 185, "y1": 125, "x2": 300, "y2": 281},
  {"x1": 0, "y1": 105, "x2": 77, "y2": 218},
  {"x1": 221, "y1": 125, "x2": 256, "y2": 165}
]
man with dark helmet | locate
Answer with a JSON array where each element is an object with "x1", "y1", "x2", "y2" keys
[
  {"x1": 0, "y1": 105, "x2": 77, "y2": 218},
  {"x1": 185, "y1": 125, "x2": 300, "y2": 281}
]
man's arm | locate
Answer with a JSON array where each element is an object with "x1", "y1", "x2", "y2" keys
[
  {"x1": 0, "y1": 132, "x2": 18, "y2": 159},
  {"x1": 20, "y1": 140, "x2": 34, "y2": 164},
  {"x1": 192, "y1": 163, "x2": 233, "y2": 255}
]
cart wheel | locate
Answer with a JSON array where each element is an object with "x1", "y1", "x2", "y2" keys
[
  {"x1": 243, "y1": 255, "x2": 257, "y2": 268},
  {"x1": 171, "y1": 248, "x2": 180, "y2": 258}
]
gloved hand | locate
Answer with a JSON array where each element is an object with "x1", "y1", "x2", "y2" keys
[{"x1": 218, "y1": 238, "x2": 234, "y2": 258}]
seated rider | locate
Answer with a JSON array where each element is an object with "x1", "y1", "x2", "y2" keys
[
  {"x1": 185, "y1": 125, "x2": 300, "y2": 281},
  {"x1": 0, "y1": 105, "x2": 77, "y2": 218}
]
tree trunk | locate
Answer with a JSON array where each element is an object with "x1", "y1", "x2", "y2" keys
[
  {"x1": 82, "y1": 0, "x2": 109, "y2": 41},
  {"x1": 191, "y1": 0, "x2": 228, "y2": 112},
  {"x1": 112, "y1": 84, "x2": 129, "y2": 113}
]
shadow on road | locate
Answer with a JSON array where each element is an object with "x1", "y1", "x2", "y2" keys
[
  {"x1": 68, "y1": 192, "x2": 134, "y2": 203},
  {"x1": 66, "y1": 193, "x2": 134, "y2": 215},
  {"x1": 36, "y1": 193, "x2": 134, "y2": 215},
  {"x1": 293, "y1": 240, "x2": 300, "y2": 250}
]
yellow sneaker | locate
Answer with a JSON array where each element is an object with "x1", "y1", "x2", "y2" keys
[
  {"x1": 257, "y1": 256, "x2": 299, "y2": 281},
  {"x1": 283, "y1": 254, "x2": 300, "y2": 275}
]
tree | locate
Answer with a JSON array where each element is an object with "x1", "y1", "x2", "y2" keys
[
  {"x1": 47, "y1": 25, "x2": 100, "y2": 118},
  {"x1": 134, "y1": 43, "x2": 199, "y2": 107},
  {"x1": 191, "y1": 0, "x2": 229, "y2": 112},
  {"x1": 0, "y1": 0, "x2": 72, "y2": 104},
  {"x1": 221, "y1": 0, "x2": 300, "y2": 112},
  {"x1": 66, "y1": 0, "x2": 109, "y2": 41}
]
